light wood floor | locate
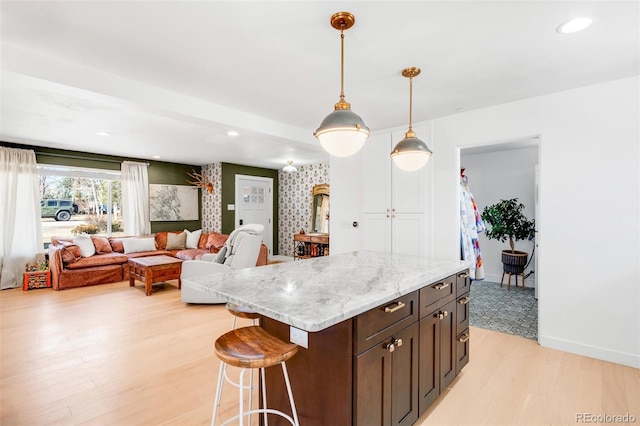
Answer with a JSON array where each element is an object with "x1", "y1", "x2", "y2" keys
[{"x1": 1, "y1": 281, "x2": 638, "y2": 425}]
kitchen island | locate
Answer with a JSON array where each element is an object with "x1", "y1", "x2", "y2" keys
[{"x1": 184, "y1": 250, "x2": 471, "y2": 425}]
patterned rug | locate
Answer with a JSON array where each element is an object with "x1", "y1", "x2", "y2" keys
[{"x1": 469, "y1": 280, "x2": 538, "y2": 340}]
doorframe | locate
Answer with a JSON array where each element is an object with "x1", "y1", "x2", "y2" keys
[{"x1": 234, "y1": 174, "x2": 274, "y2": 257}]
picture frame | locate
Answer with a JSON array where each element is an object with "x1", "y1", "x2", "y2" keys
[{"x1": 149, "y1": 184, "x2": 198, "y2": 221}]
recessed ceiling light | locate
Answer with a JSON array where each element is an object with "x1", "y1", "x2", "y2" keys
[
  {"x1": 95, "y1": 131, "x2": 110, "y2": 136},
  {"x1": 152, "y1": 155, "x2": 162, "y2": 159},
  {"x1": 456, "y1": 108, "x2": 465, "y2": 113},
  {"x1": 227, "y1": 131, "x2": 240, "y2": 136},
  {"x1": 557, "y1": 16, "x2": 593, "y2": 34}
]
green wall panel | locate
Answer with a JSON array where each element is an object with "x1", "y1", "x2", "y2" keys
[{"x1": 221, "y1": 162, "x2": 279, "y2": 254}]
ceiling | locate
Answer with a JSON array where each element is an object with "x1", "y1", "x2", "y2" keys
[{"x1": 1, "y1": 1, "x2": 638, "y2": 169}]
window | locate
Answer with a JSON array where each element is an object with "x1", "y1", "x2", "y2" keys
[{"x1": 38, "y1": 165, "x2": 124, "y2": 245}]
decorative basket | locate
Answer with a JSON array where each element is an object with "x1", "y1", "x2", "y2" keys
[{"x1": 23, "y1": 270, "x2": 51, "y2": 291}]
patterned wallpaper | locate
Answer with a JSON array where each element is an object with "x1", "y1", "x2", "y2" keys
[
  {"x1": 201, "y1": 162, "x2": 222, "y2": 233},
  {"x1": 199, "y1": 161, "x2": 330, "y2": 257},
  {"x1": 278, "y1": 163, "x2": 330, "y2": 257}
]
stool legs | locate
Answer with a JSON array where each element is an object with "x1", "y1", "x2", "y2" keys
[{"x1": 212, "y1": 363, "x2": 299, "y2": 426}]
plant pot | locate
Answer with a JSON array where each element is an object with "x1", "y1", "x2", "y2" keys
[{"x1": 501, "y1": 250, "x2": 528, "y2": 274}]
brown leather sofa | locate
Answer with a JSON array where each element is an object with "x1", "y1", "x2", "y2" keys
[{"x1": 48, "y1": 231, "x2": 268, "y2": 291}]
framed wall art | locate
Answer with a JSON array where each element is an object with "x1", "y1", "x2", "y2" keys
[{"x1": 149, "y1": 184, "x2": 198, "y2": 221}]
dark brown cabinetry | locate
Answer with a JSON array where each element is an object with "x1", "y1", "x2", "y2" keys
[
  {"x1": 455, "y1": 271, "x2": 471, "y2": 374},
  {"x1": 418, "y1": 273, "x2": 469, "y2": 416},
  {"x1": 354, "y1": 292, "x2": 419, "y2": 426},
  {"x1": 262, "y1": 269, "x2": 470, "y2": 425}
]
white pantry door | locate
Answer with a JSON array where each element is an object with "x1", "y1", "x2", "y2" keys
[{"x1": 234, "y1": 175, "x2": 273, "y2": 257}]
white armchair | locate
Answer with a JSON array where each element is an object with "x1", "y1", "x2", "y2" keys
[{"x1": 181, "y1": 224, "x2": 264, "y2": 304}]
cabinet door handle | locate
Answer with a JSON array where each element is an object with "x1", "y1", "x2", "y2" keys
[
  {"x1": 434, "y1": 282, "x2": 449, "y2": 290},
  {"x1": 458, "y1": 272, "x2": 470, "y2": 279},
  {"x1": 386, "y1": 342, "x2": 395, "y2": 352},
  {"x1": 384, "y1": 301, "x2": 405, "y2": 313},
  {"x1": 458, "y1": 296, "x2": 470, "y2": 305},
  {"x1": 458, "y1": 333, "x2": 470, "y2": 343},
  {"x1": 394, "y1": 338, "x2": 403, "y2": 348},
  {"x1": 436, "y1": 310, "x2": 449, "y2": 320},
  {"x1": 386, "y1": 214, "x2": 390, "y2": 218}
]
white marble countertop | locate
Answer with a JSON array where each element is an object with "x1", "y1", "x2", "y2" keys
[{"x1": 183, "y1": 250, "x2": 469, "y2": 332}]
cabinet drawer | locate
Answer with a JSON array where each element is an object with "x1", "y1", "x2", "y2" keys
[
  {"x1": 456, "y1": 270, "x2": 470, "y2": 294},
  {"x1": 455, "y1": 328, "x2": 470, "y2": 375},
  {"x1": 355, "y1": 291, "x2": 418, "y2": 354},
  {"x1": 420, "y1": 275, "x2": 456, "y2": 318},
  {"x1": 456, "y1": 293, "x2": 470, "y2": 335}
]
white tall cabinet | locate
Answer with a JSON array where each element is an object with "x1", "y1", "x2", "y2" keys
[{"x1": 361, "y1": 127, "x2": 429, "y2": 257}]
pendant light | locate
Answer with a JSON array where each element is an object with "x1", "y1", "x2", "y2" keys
[
  {"x1": 390, "y1": 67, "x2": 433, "y2": 172},
  {"x1": 283, "y1": 160, "x2": 297, "y2": 173},
  {"x1": 314, "y1": 12, "x2": 370, "y2": 157}
]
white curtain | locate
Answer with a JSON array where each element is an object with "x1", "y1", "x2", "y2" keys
[
  {"x1": 0, "y1": 147, "x2": 44, "y2": 289},
  {"x1": 121, "y1": 161, "x2": 150, "y2": 236}
]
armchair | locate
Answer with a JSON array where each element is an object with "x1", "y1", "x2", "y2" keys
[{"x1": 181, "y1": 224, "x2": 264, "y2": 304}]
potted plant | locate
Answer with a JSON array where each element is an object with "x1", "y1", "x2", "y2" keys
[{"x1": 481, "y1": 198, "x2": 536, "y2": 275}]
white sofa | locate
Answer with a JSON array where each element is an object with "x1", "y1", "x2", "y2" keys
[{"x1": 181, "y1": 224, "x2": 264, "y2": 304}]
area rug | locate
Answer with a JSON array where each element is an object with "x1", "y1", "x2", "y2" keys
[{"x1": 469, "y1": 280, "x2": 538, "y2": 341}]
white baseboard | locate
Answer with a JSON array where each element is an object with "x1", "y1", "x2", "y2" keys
[{"x1": 539, "y1": 334, "x2": 640, "y2": 369}]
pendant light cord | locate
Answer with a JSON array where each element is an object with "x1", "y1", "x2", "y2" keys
[
  {"x1": 408, "y1": 76, "x2": 414, "y2": 133},
  {"x1": 339, "y1": 27, "x2": 345, "y2": 103}
]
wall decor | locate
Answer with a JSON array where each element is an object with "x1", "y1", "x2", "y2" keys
[{"x1": 149, "y1": 184, "x2": 199, "y2": 221}]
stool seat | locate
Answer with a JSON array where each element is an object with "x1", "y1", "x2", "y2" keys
[
  {"x1": 215, "y1": 326, "x2": 298, "y2": 369},
  {"x1": 226, "y1": 303, "x2": 261, "y2": 320}
]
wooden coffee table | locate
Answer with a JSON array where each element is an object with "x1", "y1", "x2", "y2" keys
[{"x1": 128, "y1": 255, "x2": 183, "y2": 296}]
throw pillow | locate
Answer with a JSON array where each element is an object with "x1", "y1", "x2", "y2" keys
[
  {"x1": 122, "y1": 237, "x2": 157, "y2": 254},
  {"x1": 205, "y1": 232, "x2": 228, "y2": 251},
  {"x1": 184, "y1": 229, "x2": 202, "y2": 249},
  {"x1": 73, "y1": 234, "x2": 96, "y2": 257},
  {"x1": 91, "y1": 236, "x2": 113, "y2": 254},
  {"x1": 166, "y1": 232, "x2": 187, "y2": 250},
  {"x1": 108, "y1": 238, "x2": 125, "y2": 253},
  {"x1": 59, "y1": 242, "x2": 82, "y2": 263}
]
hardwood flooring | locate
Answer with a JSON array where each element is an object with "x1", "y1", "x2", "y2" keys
[{"x1": 1, "y1": 281, "x2": 638, "y2": 425}]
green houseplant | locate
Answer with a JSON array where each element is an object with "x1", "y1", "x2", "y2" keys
[{"x1": 481, "y1": 198, "x2": 536, "y2": 275}]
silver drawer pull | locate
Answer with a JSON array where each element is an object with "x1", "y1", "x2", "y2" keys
[
  {"x1": 458, "y1": 333, "x2": 470, "y2": 343},
  {"x1": 434, "y1": 282, "x2": 449, "y2": 290},
  {"x1": 458, "y1": 296, "x2": 470, "y2": 305},
  {"x1": 384, "y1": 301, "x2": 405, "y2": 313},
  {"x1": 458, "y1": 272, "x2": 470, "y2": 279}
]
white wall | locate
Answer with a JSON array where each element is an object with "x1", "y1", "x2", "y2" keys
[
  {"x1": 461, "y1": 146, "x2": 538, "y2": 286},
  {"x1": 332, "y1": 76, "x2": 639, "y2": 368},
  {"x1": 432, "y1": 76, "x2": 639, "y2": 368}
]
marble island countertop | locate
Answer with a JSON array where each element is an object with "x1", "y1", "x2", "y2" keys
[{"x1": 183, "y1": 250, "x2": 469, "y2": 332}]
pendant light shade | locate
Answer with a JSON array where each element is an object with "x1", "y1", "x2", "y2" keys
[
  {"x1": 314, "y1": 12, "x2": 369, "y2": 157},
  {"x1": 390, "y1": 67, "x2": 433, "y2": 172},
  {"x1": 283, "y1": 160, "x2": 297, "y2": 173}
]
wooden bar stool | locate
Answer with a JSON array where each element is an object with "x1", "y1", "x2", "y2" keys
[
  {"x1": 212, "y1": 325, "x2": 299, "y2": 425},
  {"x1": 212, "y1": 303, "x2": 262, "y2": 423},
  {"x1": 226, "y1": 302, "x2": 261, "y2": 329}
]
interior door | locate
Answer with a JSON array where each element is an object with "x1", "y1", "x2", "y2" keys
[{"x1": 234, "y1": 175, "x2": 273, "y2": 257}]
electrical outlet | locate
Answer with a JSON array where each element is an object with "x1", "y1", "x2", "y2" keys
[{"x1": 290, "y1": 326, "x2": 308, "y2": 349}]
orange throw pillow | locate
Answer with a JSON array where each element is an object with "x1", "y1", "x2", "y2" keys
[
  {"x1": 91, "y1": 236, "x2": 113, "y2": 254},
  {"x1": 205, "y1": 233, "x2": 228, "y2": 250}
]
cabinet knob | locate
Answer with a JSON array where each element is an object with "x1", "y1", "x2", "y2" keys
[
  {"x1": 436, "y1": 310, "x2": 449, "y2": 320},
  {"x1": 395, "y1": 338, "x2": 403, "y2": 348},
  {"x1": 386, "y1": 342, "x2": 395, "y2": 352}
]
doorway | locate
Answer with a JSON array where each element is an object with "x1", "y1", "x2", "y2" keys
[
  {"x1": 234, "y1": 175, "x2": 273, "y2": 258},
  {"x1": 460, "y1": 137, "x2": 539, "y2": 341}
]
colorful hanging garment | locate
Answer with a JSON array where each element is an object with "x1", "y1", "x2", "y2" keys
[{"x1": 460, "y1": 174, "x2": 485, "y2": 280}]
